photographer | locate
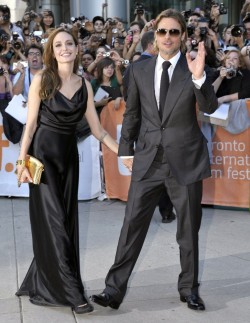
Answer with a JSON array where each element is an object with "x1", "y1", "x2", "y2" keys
[
  {"x1": 123, "y1": 21, "x2": 143, "y2": 61},
  {"x1": 0, "y1": 30, "x2": 26, "y2": 65},
  {"x1": 0, "y1": 54, "x2": 23, "y2": 144},
  {"x1": 0, "y1": 5, "x2": 23, "y2": 41},
  {"x1": 212, "y1": 49, "x2": 250, "y2": 104},
  {"x1": 190, "y1": 17, "x2": 220, "y2": 52}
]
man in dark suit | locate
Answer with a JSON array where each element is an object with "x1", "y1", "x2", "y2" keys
[
  {"x1": 123, "y1": 30, "x2": 176, "y2": 223},
  {"x1": 91, "y1": 9, "x2": 218, "y2": 311}
]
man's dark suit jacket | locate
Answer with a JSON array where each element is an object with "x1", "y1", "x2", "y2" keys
[
  {"x1": 118, "y1": 54, "x2": 218, "y2": 185},
  {"x1": 122, "y1": 54, "x2": 152, "y2": 101}
]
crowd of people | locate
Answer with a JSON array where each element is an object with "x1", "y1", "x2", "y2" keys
[{"x1": 0, "y1": 0, "x2": 249, "y2": 316}]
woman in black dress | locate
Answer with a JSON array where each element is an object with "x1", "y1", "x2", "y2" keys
[{"x1": 15, "y1": 28, "x2": 118, "y2": 314}]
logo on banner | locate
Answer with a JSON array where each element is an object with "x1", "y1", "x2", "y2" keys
[{"x1": 0, "y1": 125, "x2": 14, "y2": 172}]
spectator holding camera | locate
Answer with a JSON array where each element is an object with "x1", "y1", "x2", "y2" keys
[
  {"x1": 190, "y1": 17, "x2": 220, "y2": 52},
  {"x1": 91, "y1": 16, "x2": 107, "y2": 46},
  {"x1": 0, "y1": 54, "x2": 13, "y2": 98},
  {"x1": 0, "y1": 5, "x2": 23, "y2": 41},
  {"x1": 123, "y1": 21, "x2": 143, "y2": 60},
  {"x1": 91, "y1": 56, "x2": 122, "y2": 112},
  {"x1": 12, "y1": 44, "x2": 43, "y2": 100},
  {"x1": 212, "y1": 49, "x2": 250, "y2": 104},
  {"x1": 0, "y1": 54, "x2": 24, "y2": 144}
]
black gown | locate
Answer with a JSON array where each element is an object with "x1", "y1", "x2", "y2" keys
[{"x1": 16, "y1": 79, "x2": 88, "y2": 308}]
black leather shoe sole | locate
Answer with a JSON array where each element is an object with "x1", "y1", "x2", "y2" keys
[
  {"x1": 180, "y1": 295, "x2": 205, "y2": 311},
  {"x1": 91, "y1": 293, "x2": 120, "y2": 309}
]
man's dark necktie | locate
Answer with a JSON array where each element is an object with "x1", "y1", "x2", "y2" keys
[{"x1": 159, "y1": 61, "x2": 171, "y2": 119}]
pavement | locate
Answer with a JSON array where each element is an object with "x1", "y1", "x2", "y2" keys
[{"x1": 0, "y1": 196, "x2": 250, "y2": 323}]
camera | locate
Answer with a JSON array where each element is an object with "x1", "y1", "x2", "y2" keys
[
  {"x1": 187, "y1": 25, "x2": 195, "y2": 37},
  {"x1": 184, "y1": 9, "x2": 192, "y2": 19},
  {"x1": 0, "y1": 33, "x2": 10, "y2": 41},
  {"x1": 71, "y1": 16, "x2": 85, "y2": 24},
  {"x1": 219, "y1": 3, "x2": 227, "y2": 15},
  {"x1": 92, "y1": 35, "x2": 103, "y2": 42},
  {"x1": 4, "y1": 48, "x2": 15, "y2": 61},
  {"x1": 199, "y1": 27, "x2": 208, "y2": 36},
  {"x1": 12, "y1": 32, "x2": 19, "y2": 41},
  {"x1": 191, "y1": 38, "x2": 198, "y2": 47},
  {"x1": 231, "y1": 25, "x2": 245, "y2": 37},
  {"x1": 103, "y1": 52, "x2": 110, "y2": 57},
  {"x1": 122, "y1": 59, "x2": 129, "y2": 65},
  {"x1": 226, "y1": 67, "x2": 237, "y2": 78},
  {"x1": 135, "y1": 3, "x2": 144, "y2": 15},
  {"x1": 26, "y1": 11, "x2": 38, "y2": 19},
  {"x1": 0, "y1": 67, "x2": 5, "y2": 76},
  {"x1": 108, "y1": 19, "x2": 117, "y2": 26},
  {"x1": 13, "y1": 41, "x2": 21, "y2": 50}
]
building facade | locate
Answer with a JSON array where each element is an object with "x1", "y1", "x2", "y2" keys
[{"x1": 5, "y1": 0, "x2": 246, "y2": 29}]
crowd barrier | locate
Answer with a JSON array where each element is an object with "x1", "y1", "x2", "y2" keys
[
  {"x1": 101, "y1": 100, "x2": 250, "y2": 208},
  {"x1": 0, "y1": 114, "x2": 102, "y2": 199}
]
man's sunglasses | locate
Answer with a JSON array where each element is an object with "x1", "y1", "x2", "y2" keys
[{"x1": 156, "y1": 28, "x2": 181, "y2": 37}]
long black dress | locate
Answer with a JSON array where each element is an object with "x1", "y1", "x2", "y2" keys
[{"x1": 16, "y1": 79, "x2": 88, "y2": 308}]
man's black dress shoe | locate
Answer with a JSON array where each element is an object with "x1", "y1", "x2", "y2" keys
[
  {"x1": 90, "y1": 292, "x2": 120, "y2": 309},
  {"x1": 73, "y1": 303, "x2": 94, "y2": 314},
  {"x1": 160, "y1": 210, "x2": 176, "y2": 223},
  {"x1": 180, "y1": 294, "x2": 205, "y2": 311}
]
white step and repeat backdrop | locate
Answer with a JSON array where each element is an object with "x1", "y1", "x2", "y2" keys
[{"x1": 0, "y1": 115, "x2": 102, "y2": 199}]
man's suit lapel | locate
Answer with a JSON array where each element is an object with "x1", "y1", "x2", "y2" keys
[
  {"x1": 162, "y1": 55, "x2": 190, "y2": 123},
  {"x1": 142, "y1": 56, "x2": 161, "y2": 124}
]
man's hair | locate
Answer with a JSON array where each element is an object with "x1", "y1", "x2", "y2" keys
[
  {"x1": 0, "y1": 5, "x2": 10, "y2": 17},
  {"x1": 93, "y1": 15, "x2": 105, "y2": 25},
  {"x1": 25, "y1": 44, "x2": 43, "y2": 57},
  {"x1": 189, "y1": 12, "x2": 201, "y2": 19},
  {"x1": 141, "y1": 31, "x2": 154, "y2": 51}
]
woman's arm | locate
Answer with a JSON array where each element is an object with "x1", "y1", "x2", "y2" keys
[
  {"x1": 16, "y1": 72, "x2": 43, "y2": 183},
  {"x1": 84, "y1": 80, "x2": 118, "y2": 154}
]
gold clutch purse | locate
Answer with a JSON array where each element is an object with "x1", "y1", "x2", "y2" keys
[{"x1": 26, "y1": 155, "x2": 44, "y2": 185}]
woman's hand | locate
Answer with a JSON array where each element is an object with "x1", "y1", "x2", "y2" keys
[
  {"x1": 113, "y1": 97, "x2": 121, "y2": 110},
  {"x1": 219, "y1": 67, "x2": 227, "y2": 79},
  {"x1": 122, "y1": 158, "x2": 133, "y2": 172},
  {"x1": 16, "y1": 164, "x2": 33, "y2": 186}
]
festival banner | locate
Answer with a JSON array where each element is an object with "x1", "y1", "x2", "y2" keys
[
  {"x1": 202, "y1": 120, "x2": 250, "y2": 208},
  {"x1": 100, "y1": 100, "x2": 131, "y2": 201}
]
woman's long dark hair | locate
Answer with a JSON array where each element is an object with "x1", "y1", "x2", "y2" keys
[
  {"x1": 40, "y1": 10, "x2": 55, "y2": 32},
  {"x1": 96, "y1": 57, "x2": 115, "y2": 85}
]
